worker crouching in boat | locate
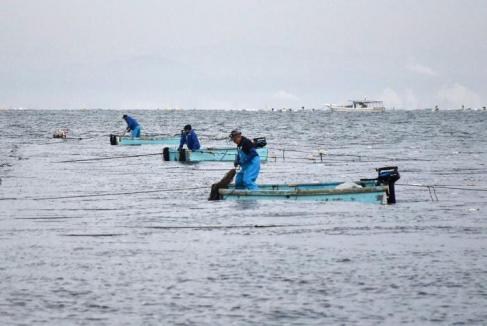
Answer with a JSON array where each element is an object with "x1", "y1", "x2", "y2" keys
[
  {"x1": 230, "y1": 130, "x2": 260, "y2": 190},
  {"x1": 178, "y1": 124, "x2": 201, "y2": 151},
  {"x1": 122, "y1": 114, "x2": 141, "y2": 138}
]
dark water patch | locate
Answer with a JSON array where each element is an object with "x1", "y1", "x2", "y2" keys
[
  {"x1": 15, "y1": 216, "x2": 83, "y2": 220},
  {"x1": 142, "y1": 224, "x2": 308, "y2": 230},
  {"x1": 273, "y1": 224, "x2": 487, "y2": 236},
  {"x1": 431, "y1": 171, "x2": 487, "y2": 176},
  {"x1": 62, "y1": 233, "x2": 127, "y2": 237},
  {"x1": 19, "y1": 208, "x2": 120, "y2": 212},
  {"x1": 335, "y1": 258, "x2": 352, "y2": 263}
]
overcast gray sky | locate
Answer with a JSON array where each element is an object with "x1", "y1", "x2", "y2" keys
[{"x1": 1, "y1": 0, "x2": 486, "y2": 109}]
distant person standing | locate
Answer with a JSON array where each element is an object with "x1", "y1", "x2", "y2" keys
[
  {"x1": 122, "y1": 115, "x2": 141, "y2": 138},
  {"x1": 230, "y1": 129, "x2": 260, "y2": 190},
  {"x1": 178, "y1": 124, "x2": 201, "y2": 151}
]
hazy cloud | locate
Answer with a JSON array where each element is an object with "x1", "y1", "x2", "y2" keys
[
  {"x1": 381, "y1": 88, "x2": 403, "y2": 109},
  {"x1": 0, "y1": 0, "x2": 486, "y2": 109},
  {"x1": 272, "y1": 90, "x2": 300, "y2": 102},
  {"x1": 437, "y1": 83, "x2": 482, "y2": 108},
  {"x1": 381, "y1": 88, "x2": 419, "y2": 109},
  {"x1": 407, "y1": 63, "x2": 438, "y2": 77}
]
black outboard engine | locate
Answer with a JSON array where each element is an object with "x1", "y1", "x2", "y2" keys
[
  {"x1": 110, "y1": 134, "x2": 118, "y2": 145},
  {"x1": 253, "y1": 137, "x2": 267, "y2": 148},
  {"x1": 376, "y1": 166, "x2": 400, "y2": 204}
]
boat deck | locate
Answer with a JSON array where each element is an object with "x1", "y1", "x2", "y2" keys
[
  {"x1": 164, "y1": 147, "x2": 269, "y2": 162},
  {"x1": 110, "y1": 135, "x2": 180, "y2": 145},
  {"x1": 218, "y1": 180, "x2": 388, "y2": 204}
]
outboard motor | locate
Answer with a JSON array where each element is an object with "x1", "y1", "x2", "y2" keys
[
  {"x1": 376, "y1": 166, "x2": 400, "y2": 204},
  {"x1": 253, "y1": 137, "x2": 267, "y2": 148},
  {"x1": 110, "y1": 134, "x2": 118, "y2": 145}
]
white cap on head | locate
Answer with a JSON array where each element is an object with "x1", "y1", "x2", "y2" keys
[{"x1": 229, "y1": 129, "x2": 241, "y2": 139}]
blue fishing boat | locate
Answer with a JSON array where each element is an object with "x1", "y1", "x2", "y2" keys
[
  {"x1": 163, "y1": 147, "x2": 269, "y2": 162},
  {"x1": 213, "y1": 167, "x2": 400, "y2": 204},
  {"x1": 110, "y1": 134, "x2": 180, "y2": 146}
]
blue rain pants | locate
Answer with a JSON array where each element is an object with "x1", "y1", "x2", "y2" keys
[
  {"x1": 236, "y1": 151, "x2": 260, "y2": 190},
  {"x1": 131, "y1": 126, "x2": 141, "y2": 138}
]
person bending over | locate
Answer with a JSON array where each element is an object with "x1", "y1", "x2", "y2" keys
[
  {"x1": 230, "y1": 129, "x2": 260, "y2": 190},
  {"x1": 122, "y1": 114, "x2": 141, "y2": 138},
  {"x1": 178, "y1": 124, "x2": 201, "y2": 151}
]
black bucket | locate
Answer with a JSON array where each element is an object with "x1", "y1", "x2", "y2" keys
[
  {"x1": 178, "y1": 149, "x2": 187, "y2": 162},
  {"x1": 162, "y1": 147, "x2": 170, "y2": 161},
  {"x1": 110, "y1": 134, "x2": 118, "y2": 145},
  {"x1": 253, "y1": 137, "x2": 267, "y2": 148}
]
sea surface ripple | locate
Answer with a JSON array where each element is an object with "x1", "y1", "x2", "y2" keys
[{"x1": 0, "y1": 109, "x2": 486, "y2": 325}]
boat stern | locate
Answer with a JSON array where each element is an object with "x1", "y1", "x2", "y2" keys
[
  {"x1": 377, "y1": 166, "x2": 400, "y2": 204},
  {"x1": 361, "y1": 166, "x2": 400, "y2": 204}
]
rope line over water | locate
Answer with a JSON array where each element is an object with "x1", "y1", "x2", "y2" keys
[
  {"x1": 141, "y1": 224, "x2": 311, "y2": 230},
  {"x1": 59, "y1": 224, "x2": 318, "y2": 237},
  {"x1": 397, "y1": 183, "x2": 487, "y2": 202},
  {"x1": 398, "y1": 183, "x2": 487, "y2": 192},
  {"x1": 0, "y1": 186, "x2": 208, "y2": 201},
  {"x1": 56, "y1": 152, "x2": 162, "y2": 163},
  {"x1": 3, "y1": 183, "x2": 486, "y2": 202},
  {"x1": 50, "y1": 145, "x2": 434, "y2": 165}
]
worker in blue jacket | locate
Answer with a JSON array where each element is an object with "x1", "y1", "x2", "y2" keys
[
  {"x1": 122, "y1": 114, "x2": 141, "y2": 138},
  {"x1": 230, "y1": 129, "x2": 260, "y2": 190},
  {"x1": 178, "y1": 124, "x2": 201, "y2": 151}
]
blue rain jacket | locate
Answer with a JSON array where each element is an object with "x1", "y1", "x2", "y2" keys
[
  {"x1": 235, "y1": 137, "x2": 260, "y2": 190},
  {"x1": 178, "y1": 130, "x2": 201, "y2": 151},
  {"x1": 125, "y1": 116, "x2": 140, "y2": 131}
]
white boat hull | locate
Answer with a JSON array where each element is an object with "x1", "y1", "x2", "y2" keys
[{"x1": 329, "y1": 106, "x2": 385, "y2": 112}]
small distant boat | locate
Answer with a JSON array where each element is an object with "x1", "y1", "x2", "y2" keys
[
  {"x1": 326, "y1": 100, "x2": 386, "y2": 112},
  {"x1": 215, "y1": 166, "x2": 400, "y2": 204},
  {"x1": 163, "y1": 147, "x2": 269, "y2": 162},
  {"x1": 425, "y1": 105, "x2": 439, "y2": 111},
  {"x1": 110, "y1": 135, "x2": 180, "y2": 146}
]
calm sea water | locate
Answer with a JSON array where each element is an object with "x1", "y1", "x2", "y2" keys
[{"x1": 1, "y1": 109, "x2": 486, "y2": 325}]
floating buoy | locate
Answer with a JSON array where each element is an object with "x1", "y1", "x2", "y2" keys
[{"x1": 53, "y1": 128, "x2": 68, "y2": 139}]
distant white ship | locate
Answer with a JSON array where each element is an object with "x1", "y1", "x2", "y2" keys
[{"x1": 326, "y1": 100, "x2": 386, "y2": 112}]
